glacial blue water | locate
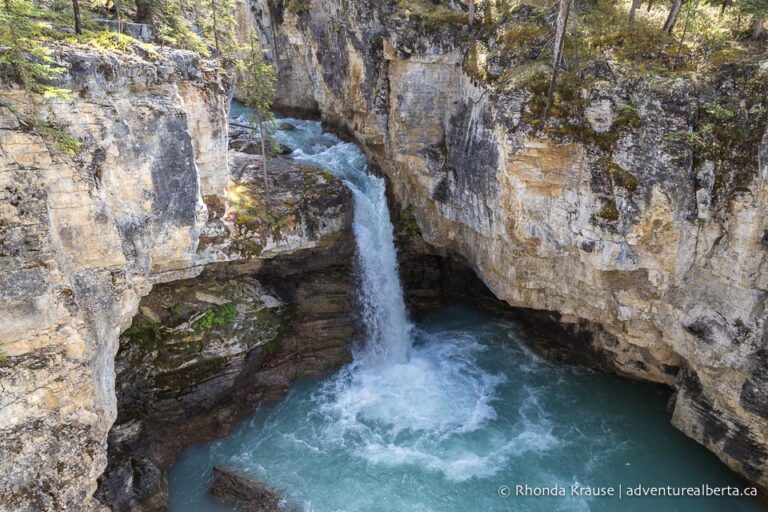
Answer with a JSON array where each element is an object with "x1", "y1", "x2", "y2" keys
[{"x1": 168, "y1": 106, "x2": 764, "y2": 512}]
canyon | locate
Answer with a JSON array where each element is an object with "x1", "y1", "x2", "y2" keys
[
  {"x1": 247, "y1": 0, "x2": 768, "y2": 496},
  {"x1": 0, "y1": 0, "x2": 766, "y2": 510}
]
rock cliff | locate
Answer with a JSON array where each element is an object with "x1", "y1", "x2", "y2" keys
[
  {"x1": 247, "y1": 0, "x2": 768, "y2": 491},
  {"x1": 0, "y1": 47, "x2": 229, "y2": 510},
  {"x1": 0, "y1": 46, "x2": 356, "y2": 510},
  {"x1": 96, "y1": 144, "x2": 356, "y2": 510}
]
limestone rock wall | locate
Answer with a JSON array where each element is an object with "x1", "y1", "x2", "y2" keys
[
  {"x1": 0, "y1": 48, "x2": 230, "y2": 510},
  {"x1": 97, "y1": 143, "x2": 357, "y2": 510},
  {"x1": 247, "y1": 0, "x2": 768, "y2": 490}
]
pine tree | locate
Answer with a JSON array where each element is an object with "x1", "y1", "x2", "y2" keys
[
  {"x1": 544, "y1": 0, "x2": 571, "y2": 119},
  {"x1": 0, "y1": 0, "x2": 79, "y2": 153},
  {"x1": 240, "y1": 30, "x2": 277, "y2": 198},
  {"x1": 663, "y1": 0, "x2": 684, "y2": 33},
  {"x1": 0, "y1": 0, "x2": 70, "y2": 99},
  {"x1": 205, "y1": 0, "x2": 239, "y2": 61}
]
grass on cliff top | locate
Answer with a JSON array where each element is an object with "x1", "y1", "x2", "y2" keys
[
  {"x1": 395, "y1": 0, "x2": 469, "y2": 27},
  {"x1": 479, "y1": 0, "x2": 765, "y2": 86}
]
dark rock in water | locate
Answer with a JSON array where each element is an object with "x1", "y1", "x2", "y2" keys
[
  {"x1": 209, "y1": 466, "x2": 287, "y2": 511},
  {"x1": 278, "y1": 122, "x2": 296, "y2": 131},
  {"x1": 312, "y1": 138, "x2": 335, "y2": 148},
  {"x1": 229, "y1": 137, "x2": 265, "y2": 155},
  {"x1": 276, "y1": 143, "x2": 293, "y2": 155}
]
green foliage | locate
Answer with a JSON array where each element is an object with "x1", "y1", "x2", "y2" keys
[
  {"x1": 0, "y1": 346, "x2": 8, "y2": 363},
  {"x1": 0, "y1": 0, "x2": 70, "y2": 98},
  {"x1": 400, "y1": 208, "x2": 421, "y2": 236},
  {"x1": 35, "y1": 121, "x2": 83, "y2": 154},
  {"x1": 200, "y1": 0, "x2": 241, "y2": 62},
  {"x1": 156, "y1": 0, "x2": 209, "y2": 55},
  {"x1": 597, "y1": 157, "x2": 639, "y2": 193},
  {"x1": 613, "y1": 102, "x2": 642, "y2": 129},
  {"x1": 703, "y1": 102, "x2": 735, "y2": 121},
  {"x1": 665, "y1": 130, "x2": 705, "y2": 148},
  {"x1": 286, "y1": 0, "x2": 309, "y2": 16},
  {"x1": 123, "y1": 318, "x2": 166, "y2": 352},
  {"x1": 240, "y1": 30, "x2": 277, "y2": 136},
  {"x1": 78, "y1": 30, "x2": 160, "y2": 57},
  {"x1": 595, "y1": 199, "x2": 620, "y2": 221},
  {"x1": 194, "y1": 303, "x2": 237, "y2": 331},
  {"x1": 265, "y1": 337, "x2": 280, "y2": 355},
  {"x1": 735, "y1": 0, "x2": 768, "y2": 37},
  {"x1": 395, "y1": 0, "x2": 468, "y2": 27}
]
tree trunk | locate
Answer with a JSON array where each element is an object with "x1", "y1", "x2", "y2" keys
[
  {"x1": 116, "y1": 0, "x2": 122, "y2": 33},
  {"x1": 646, "y1": 0, "x2": 654, "y2": 12},
  {"x1": 629, "y1": 0, "x2": 642, "y2": 21},
  {"x1": 752, "y1": 18, "x2": 766, "y2": 39},
  {"x1": 544, "y1": 0, "x2": 571, "y2": 119},
  {"x1": 571, "y1": 0, "x2": 579, "y2": 70},
  {"x1": 663, "y1": 0, "x2": 684, "y2": 33},
  {"x1": 135, "y1": 0, "x2": 153, "y2": 24},
  {"x1": 211, "y1": 0, "x2": 220, "y2": 53},
  {"x1": 468, "y1": 0, "x2": 475, "y2": 28},
  {"x1": 260, "y1": 121, "x2": 270, "y2": 202},
  {"x1": 72, "y1": 0, "x2": 82, "y2": 34}
]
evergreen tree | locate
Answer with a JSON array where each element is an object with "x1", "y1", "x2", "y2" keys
[
  {"x1": 0, "y1": 0, "x2": 70, "y2": 99},
  {"x1": 205, "y1": 0, "x2": 239, "y2": 61},
  {"x1": 544, "y1": 0, "x2": 571, "y2": 119},
  {"x1": 240, "y1": 30, "x2": 277, "y2": 197}
]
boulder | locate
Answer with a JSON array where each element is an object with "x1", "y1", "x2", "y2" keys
[{"x1": 209, "y1": 466, "x2": 288, "y2": 512}]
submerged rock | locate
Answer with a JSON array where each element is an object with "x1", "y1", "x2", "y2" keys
[
  {"x1": 209, "y1": 466, "x2": 289, "y2": 511},
  {"x1": 278, "y1": 122, "x2": 297, "y2": 131}
]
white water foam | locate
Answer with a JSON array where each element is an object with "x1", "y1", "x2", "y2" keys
[{"x1": 263, "y1": 118, "x2": 515, "y2": 480}]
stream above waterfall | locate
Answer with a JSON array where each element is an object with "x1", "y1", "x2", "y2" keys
[{"x1": 168, "y1": 107, "x2": 763, "y2": 512}]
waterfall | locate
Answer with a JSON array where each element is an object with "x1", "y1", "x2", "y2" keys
[
  {"x1": 347, "y1": 177, "x2": 412, "y2": 364},
  {"x1": 263, "y1": 117, "x2": 413, "y2": 365}
]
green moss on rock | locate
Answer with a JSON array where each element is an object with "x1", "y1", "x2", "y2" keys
[
  {"x1": 194, "y1": 303, "x2": 237, "y2": 331},
  {"x1": 595, "y1": 199, "x2": 620, "y2": 222},
  {"x1": 597, "y1": 157, "x2": 639, "y2": 194}
]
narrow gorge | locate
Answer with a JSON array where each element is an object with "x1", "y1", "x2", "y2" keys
[{"x1": 0, "y1": 0, "x2": 767, "y2": 510}]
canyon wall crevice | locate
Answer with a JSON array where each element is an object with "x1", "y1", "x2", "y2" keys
[{"x1": 247, "y1": 0, "x2": 768, "y2": 491}]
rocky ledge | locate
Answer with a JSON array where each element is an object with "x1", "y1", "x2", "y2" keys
[
  {"x1": 96, "y1": 143, "x2": 357, "y2": 510},
  {"x1": 209, "y1": 466, "x2": 289, "y2": 512}
]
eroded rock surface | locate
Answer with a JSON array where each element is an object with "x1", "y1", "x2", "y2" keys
[
  {"x1": 96, "y1": 146, "x2": 356, "y2": 510},
  {"x1": 247, "y1": 0, "x2": 768, "y2": 490},
  {"x1": 0, "y1": 48, "x2": 229, "y2": 511},
  {"x1": 209, "y1": 466, "x2": 289, "y2": 512},
  {"x1": 0, "y1": 44, "x2": 356, "y2": 510}
]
